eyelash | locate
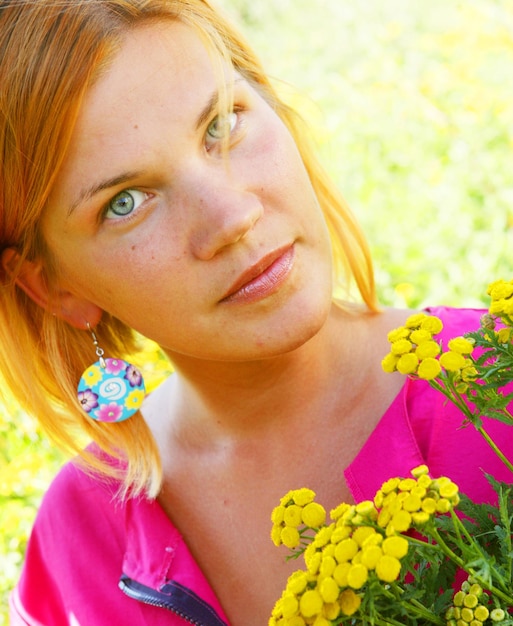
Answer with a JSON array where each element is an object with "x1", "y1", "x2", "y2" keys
[
  {"x1": 100, "y1": 189, "x2": 151, "y2": 224},
  {"x1": 204, "y1": 107, "x2": 245, "y2": 152},
  {"x1": 99, "y1": 106, "x2": 247, "y2": 223}
]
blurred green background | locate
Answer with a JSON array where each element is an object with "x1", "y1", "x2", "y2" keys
[{"x1": 2, "y1": 0, "x2": 513, "y2": 619}]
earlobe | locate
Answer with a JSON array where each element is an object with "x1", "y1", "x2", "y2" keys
[{"x1": 1, "y1": 247, "x2": 103, "y2": 329}]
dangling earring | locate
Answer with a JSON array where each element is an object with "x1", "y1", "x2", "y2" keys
[{"x1": 77, "y1": 323, "x2": 146, "y2": 423}]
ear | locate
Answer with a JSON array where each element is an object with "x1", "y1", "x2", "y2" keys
[{"x1": 1, "y1": 248, "x2": 103, "y2": 329}]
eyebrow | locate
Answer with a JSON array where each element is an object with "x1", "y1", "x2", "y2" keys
[
  {"x1": 67, "y1": 78, "x2": 245, "y2": 216},
  {"x1": 67, "y1": 170, "x2": 144, "y2": 217},
  {"x1": 195, "y1": 90, "x2": 219, "y2": 131},
  {"x1": 195, "y1": 76, "x2": 244, "y2": 130}
]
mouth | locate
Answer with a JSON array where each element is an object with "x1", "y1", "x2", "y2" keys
[{"x1": 220, "y1": 244, "x2": 295, "y2": 304}]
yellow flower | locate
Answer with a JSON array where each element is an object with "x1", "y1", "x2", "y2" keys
[
  {"x1": 375, "y1": 555, "x2": 402, "y2": 582},
  {"x1": 334, "y1": 538, "x2": 358, "y2": 563},
  {"x1": 319, "y1": 576, "x2": 339, "y2": 603},
  {"x1": 381, "y1": 353, "x2": 399, "y2": 373},
  {"x1": 410, "y1": 329, "x2": 432, "y2": 344},
  {"x1": 405, "y1": 313, "x2": 428, "y2": 328},
  {"x1": 352, "y1": 526, "x2": 376, "y2": 546},
  {"x1": 417, "y1": 358, "x2": 441, "y2": 380},
  {"x1": 390, "y1": 339, "x2": 413, "y2": 355},
  {"x1": 319, "y1": 555, "x2": 336, "y2": 577},
  {"x1": 398, "y1": 478, "x2": 416, "y2": 491},
  {"x1": 281, "y1": 593, "x2": 299, "y2": 619},
  {"x1": 291, "y1": 488, "x2": 316, "y2": 507},
  {"x1": 287, "y1": 571, "x2": 308, "y2": 595},
  {"x1": 461, "y1": 365, "x2": 478, "y2": 382},
  {"x1": 360, "y1": 545, "x2": 383, "y2": 569},
  {"x1": 299, "y1": 589, "x2": 323, "y2": 618},
  {"x1": 439, "y1": 351, "x2": 467, "y2": 372},
  {"x1": 284, "y1": 505, "x2": 303, "y2": 527},
  {"x1": 489, "y1": 299, "x2": 506, "y2": 316},
  {"x1": 323, "y1": 601, "x2": 340, "y2": 620},
  {"x1": 435, "y1": 498, "x2": 452, "y2": 514},
  {"x1": 330, "y1": 502, "x2": 352, "y2": 521},
  {"x1": 346, "y1": 563, "x2": 368, "y2": 589},
  {"x1": 415, "y1": 340, "x2": 441, "y2": 360},
  {"x1": 397, "y1": 353, "x2": 419, "y2": 374},
  {"x1": 339, "y1": 589, "x2": 361, "y2": 616},
  {"x1": 281, "y1": 526, "x2": 301, "y2": 549},
  {"x1": 420, "y1": 316, "x2": 443, "y2": 334},
  {"x1": 487, "y1": 279, "x2": 513, "y2": 300},
  {"x1": 381, "y1": 477, "x2": 401, "y2": 494},
  {"x1": 333, "y1": 562, "x2": 351, "y2": 587},
  {"x1": 421, "y1": 497, "x2": 437, "y2": 514},
  {"x1": 496, "y1": 327, "x2": 513, "y2": 343},
  {"x1": 301, "y1": 502, "x2": 326, "y2": 528},
  {"x1": 439, "y1": 481, "x2": 459, "y2": 500},
  {"x1": 390, "y1": 509, "x2": 411, "y2": 532},
  {"x1": 271, "y1": 505, "x2": 285, "y2": 525},
  {"x1": 305, "y1": 548, "x2": 322, "y2": 575},
  {"x1": 270, "y1": 525, "x2": 282, "y2": 547},
  {"x1": 474, "y1": 604, "x2": 490, "y2": 622},
  {"x1": 447, "y1": 336, "x2": 474, "y2": 354},
  {"x1": 411, "y1": 511, "x2": 430, "y2": 525},
  {"x1": 382, "y1": 536, "x2": 408, "y2": 559},
  {"x1": 387, "y1": 327, "x2": 410, "y2": 342},
  {"x1": 354, "y1": 500, "x2": 378, "y2": 518},
  {"x1": 402, "y1": 492, "x2": 422, "y2": 511}
]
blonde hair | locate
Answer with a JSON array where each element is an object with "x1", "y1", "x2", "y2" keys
[{"x1": 0, "y1": 0, "x2": 377, "y2": 498}]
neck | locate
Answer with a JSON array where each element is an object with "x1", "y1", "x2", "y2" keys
[{"x1": 149, "y1": 304, "x2": 371, "y2": 445}]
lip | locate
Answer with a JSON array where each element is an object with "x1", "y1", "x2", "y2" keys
[{"x1": 220, "y1": 245, "x2": 295, "y2": 304}]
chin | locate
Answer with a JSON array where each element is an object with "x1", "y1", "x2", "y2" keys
[{"x1": 231, "y1": 295, "x2": 333, "y2": 361}]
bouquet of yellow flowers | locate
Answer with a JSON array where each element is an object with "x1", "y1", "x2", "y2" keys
[{"x1": 269, "y1": 280, "x2": 513, "y2": 626}]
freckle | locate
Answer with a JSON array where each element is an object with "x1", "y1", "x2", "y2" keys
[
  {"x1": 131, "y1": 245, "x2": 136, "y2": 251},
  {"x1": 133, "y1": 124, "x2": 138, "y2": 129}
]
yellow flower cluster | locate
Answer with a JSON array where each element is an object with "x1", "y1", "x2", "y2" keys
[
  {"x1": 269, "y1": 466, "x2": 459, "y2": 626},
  {"x1": 271, "y1": 488, "x2": 327, "y2": 549},
  {"x1": 487, "y1": 279, "x2": 513, "y2": 327},
  {"x1": 382, "y1": 313, "x2": 476, "y2": 386},
  {"x1": 373, "y1": 464, "x2": 460, "y2": 533},
  {"x1": 445, "y1": 577, "x2": 507, "y2": 625}
]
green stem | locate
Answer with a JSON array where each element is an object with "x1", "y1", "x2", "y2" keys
[
  {"x1": 475, "y1": 425, "x2": 513, "y2": 473},
  {"x1": 429, "y1": 526, "x2": 513, "y2": 606},
  {"x1": 378, "y1": 582, "x2": 445, "y2": 625},
  {"x1": 430, "y1": 378, "x2": 513, "y2": 473},
  {"x1": 430, "y1": 379, "x2": 474, "y2": 421}
]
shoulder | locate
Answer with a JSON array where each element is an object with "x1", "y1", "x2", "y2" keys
[
  {"x1": 40, "y1": 452, "x2": 123, "y2": 515},
  {"x1": 13, "y1": 456, "x2": 131, "y2": 624},
  {"x1": 25, "y1": 455, "x2": 127, "y2": 565}
]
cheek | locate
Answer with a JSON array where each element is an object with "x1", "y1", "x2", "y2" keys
[{"x1": 253, "y1": 122, "x2": 314, "y2": 195}]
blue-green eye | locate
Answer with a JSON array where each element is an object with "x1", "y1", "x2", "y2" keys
[
  {"x1": 206, "y1": 112, "x2": 238, "y2": 147},
  {"x1": 104, "y1": 189, "x2": 146, "y2": 219}
]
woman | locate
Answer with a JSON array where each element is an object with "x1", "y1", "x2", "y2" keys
[{"x1": 2, "y1": 1, "x2": 511, "y2": 625}]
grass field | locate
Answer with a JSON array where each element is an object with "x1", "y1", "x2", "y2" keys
[{"x1": 2, "y1": 0, "x2": 513, "y2": 620}]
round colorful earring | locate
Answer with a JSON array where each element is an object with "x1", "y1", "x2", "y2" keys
[{"x1": 77, "y1": 324, "x2": 146, "y2": 422}]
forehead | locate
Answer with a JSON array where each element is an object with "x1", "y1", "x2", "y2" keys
[
  {"x1": 85, "y1": 20, "x2": 221, "y2": 123},
  {"x1": 50, "y1": 21, "x2": 227, "y2": 211}
]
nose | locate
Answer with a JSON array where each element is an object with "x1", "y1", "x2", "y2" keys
[{"x1": 188, "y1": 173, "x2": 264, "y2": 261}]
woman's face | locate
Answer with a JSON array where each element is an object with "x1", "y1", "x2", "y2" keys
[{"x1": 43, "y1": 21, "x2": 334, "y2": 362}]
